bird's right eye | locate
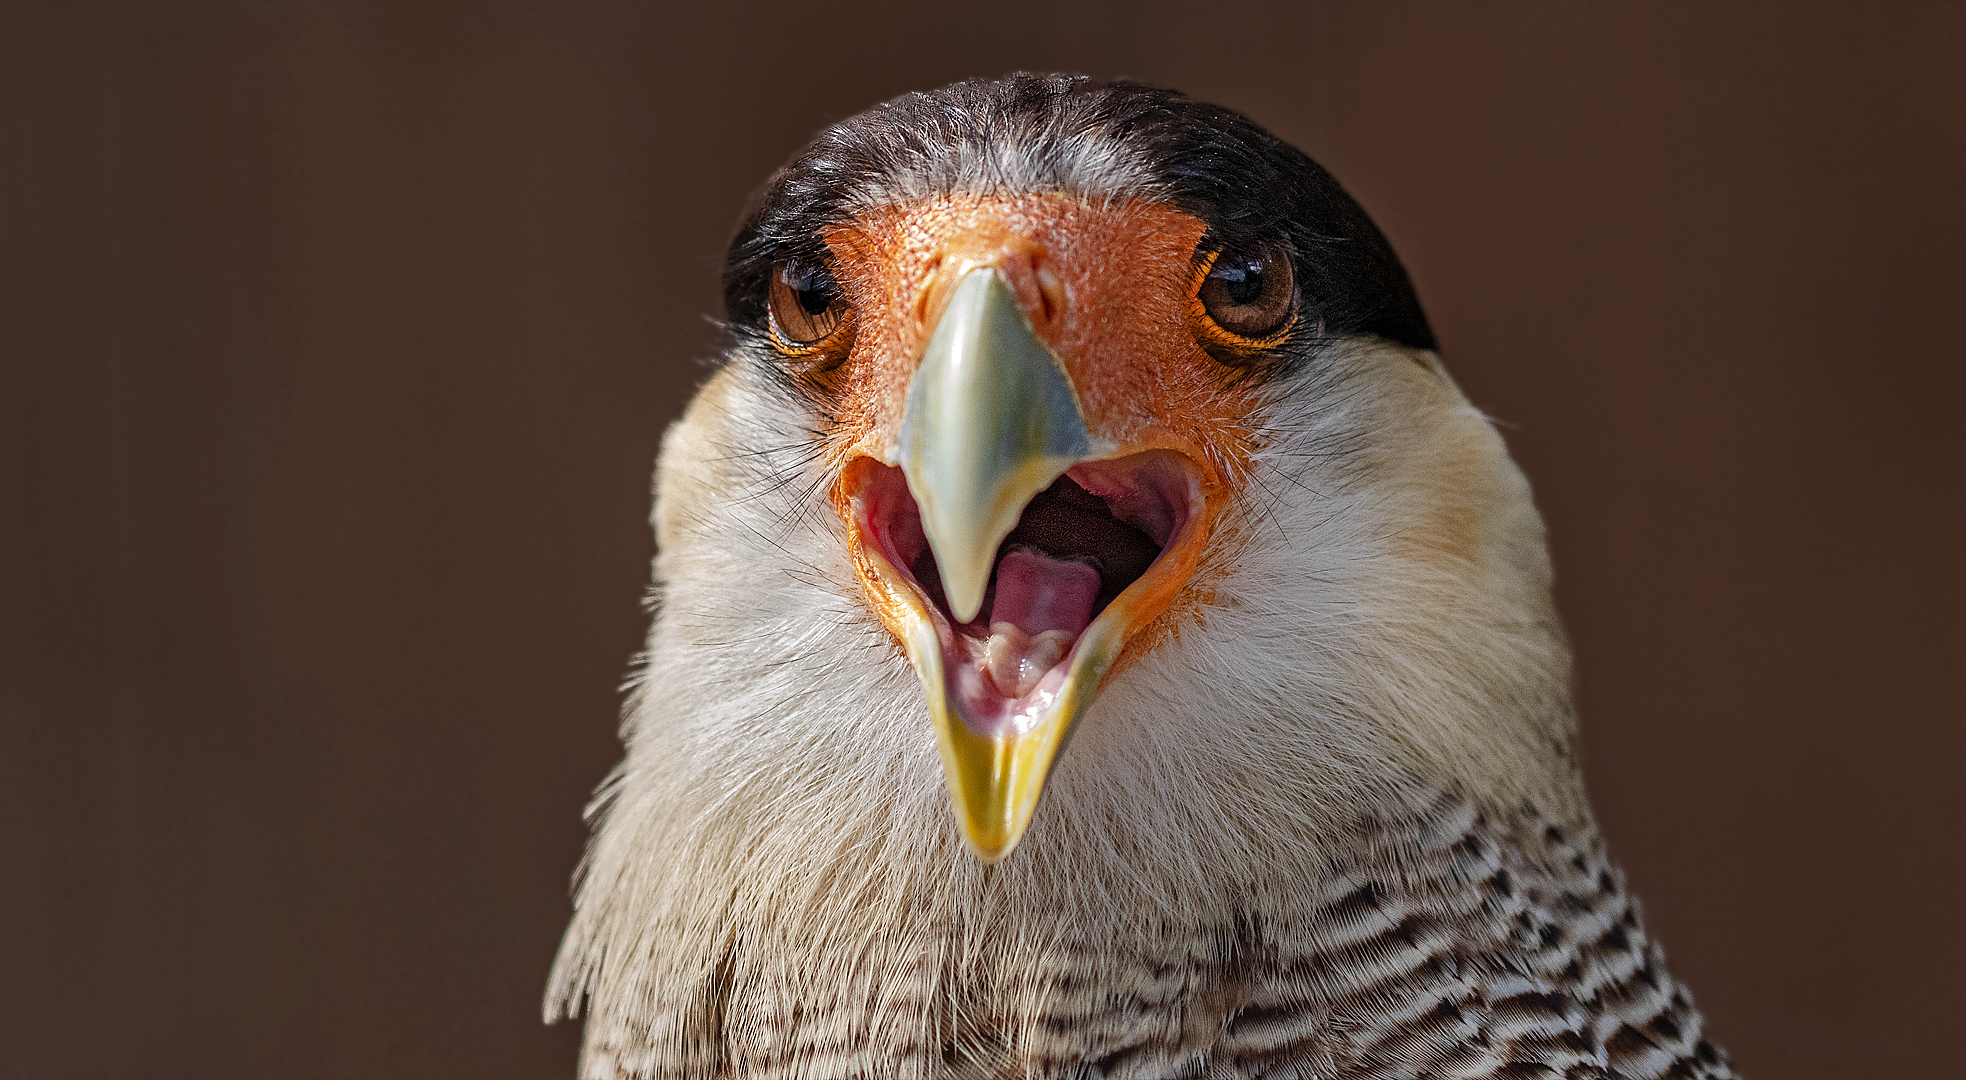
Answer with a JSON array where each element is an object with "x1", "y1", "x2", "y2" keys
[
  {"x1": 1193, "y1": 243, "x2": 1295, "y2": 344},
  {"x1": 768, "y1": 260, "x2": 850, "y2": 348}
]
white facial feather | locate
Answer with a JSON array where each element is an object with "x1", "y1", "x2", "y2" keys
[{"x1": 546, "y1": 337, "x2": 1587, "y2": 1063}]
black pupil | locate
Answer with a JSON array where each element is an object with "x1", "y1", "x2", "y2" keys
[
  {"x1": 1215, "y1": 258, "x2": 1264, "y2": 306},
  {"x1": 783, "y1": 264, "x2": 836, "y2": 317},
  {"x1": 798, "y1": 282, "x2": 834, "y2": 316}
]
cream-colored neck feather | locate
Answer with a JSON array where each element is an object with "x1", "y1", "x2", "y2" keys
[{"x1": 547, "y1": 338, "x2": 1589, "y2": 1071}]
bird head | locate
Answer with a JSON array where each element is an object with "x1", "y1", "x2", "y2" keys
[{"x1": 665, "y1": 75, "x2": 1578, "y2": 866}]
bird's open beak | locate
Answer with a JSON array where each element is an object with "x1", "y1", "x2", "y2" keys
[
  {"x1": 841, "y1": 260, "x2": 1214, "y2": 862},
  {"x1": 898, "y1": 268, "x2": 1093, "y2": 625}
]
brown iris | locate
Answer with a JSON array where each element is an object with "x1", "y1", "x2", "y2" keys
[
  {"x1": 1192, "y1": 243, "x2": 1295, "y2": 352},
  {"x1": 768, "y1": 259, "x2": 851, "y2": 349}
]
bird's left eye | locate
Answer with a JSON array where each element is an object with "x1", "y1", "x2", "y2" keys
[
  {"x1": 1194, "y1": 244, "x2": 1295, "y2": 344},
  {"x1": 769, "y1": 260, "x2": 849, "y2": 347}
]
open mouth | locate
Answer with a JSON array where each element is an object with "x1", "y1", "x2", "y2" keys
[{"x1": 848, "y1": 450, "x2": 1204, "y2": 738}]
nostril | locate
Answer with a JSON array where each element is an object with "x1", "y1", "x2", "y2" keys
[
  {"x1": 1034, "y1": 265, "x2": 1066, "y2": 327},
  {"x1": 981, "y1": 248, "x2": 1062, "y2": 333},
  {"x1": 914, "y1": 259, "x2": 946, "y2": 332}
]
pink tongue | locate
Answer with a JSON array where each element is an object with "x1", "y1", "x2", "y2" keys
[{"x1": 989, "y1": 549, "x2": 1100, "y2": 637}]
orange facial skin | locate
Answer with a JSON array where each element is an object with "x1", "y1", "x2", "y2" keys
[{"x1": 818, "y1": 194, "x2": 1268, "y2": 681}]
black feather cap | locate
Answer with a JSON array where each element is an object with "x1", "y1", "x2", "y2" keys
[{"x1": 724, "y1": 74, "x2": 1435, "y2": 354}]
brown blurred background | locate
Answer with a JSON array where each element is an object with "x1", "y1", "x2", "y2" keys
[{"x1": 3, "y1": 2, "x2": 1961, "y2": 1077}]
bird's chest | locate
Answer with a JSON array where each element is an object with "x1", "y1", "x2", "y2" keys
[{"x1": 573, "y1": 801, "x2": 1728, "y2": 1080}]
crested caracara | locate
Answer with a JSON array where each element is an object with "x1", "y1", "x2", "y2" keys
[{"x1": 547, "y1": 74, "x2": 1738, "y2": 1080}]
